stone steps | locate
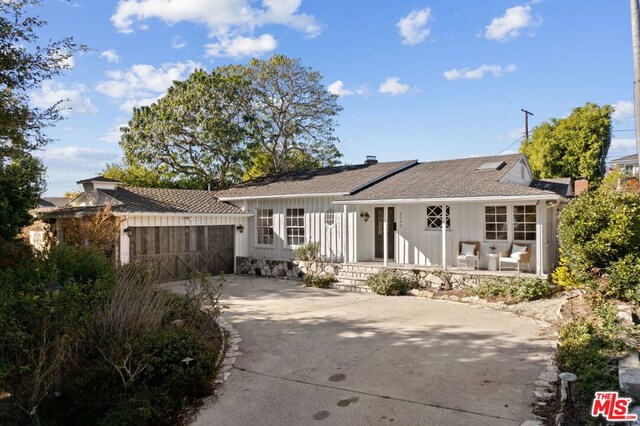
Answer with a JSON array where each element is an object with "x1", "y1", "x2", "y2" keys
[
  {"x1": 330, "y1": 282, "x2": 372, "y2": 293},
  {"x1": 335, "y1": 276, "x2": 368, "y2": 285}
]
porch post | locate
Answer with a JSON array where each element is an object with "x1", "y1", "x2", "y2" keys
[
  {"x1": 383, "y1": 205, "x2": 388, "y2": 267},
  {"x1": 536, "y1": 202, "x2": 544, "y2": 276},
  {"x1": 441, "y1": 204, "x2": 447, "y2": 270},
  {"x1": 342, "y1": 204, "x2": 348, "y2": 264},
  {"x1": 119, "y1": 218, "x2": 130, "y2": 265}
]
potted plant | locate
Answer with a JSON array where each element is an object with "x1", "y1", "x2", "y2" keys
[{"x1": 489, "y1": 245, "x2": 497, "y2": 254}]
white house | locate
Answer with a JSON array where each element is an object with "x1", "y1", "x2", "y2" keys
[
  {"x1": 216, "y1": 153, "x2": 570, "y2": 276},
  {"x1": 611, "y1": 154, "x2": 639, "y2": 176}
]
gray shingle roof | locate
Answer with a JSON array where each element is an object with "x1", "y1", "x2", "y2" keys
[
  {"x1": 337, "y1": 154, "x2": 560, "y2": 201},
  {"x1": 531, "y1": 178, "x2": 573, "y2": 197},
  {"x1": 215, "y1": 160, "x2": 417, "y2": 199},
  {"x1": 98, "y1": 187, "x2": 246, "y2": 214},
  {"x1": 40, "y1": 197, "x2": 71, "y2": 208}
]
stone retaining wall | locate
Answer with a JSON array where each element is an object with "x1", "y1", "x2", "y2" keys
[{"x1": 235, "y1": 256, "x2": 342, "y2": 279}]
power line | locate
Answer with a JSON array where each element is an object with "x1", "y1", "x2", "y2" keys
[{"x1": 496, "y1": 134, "x2": 525, "y2": 155}]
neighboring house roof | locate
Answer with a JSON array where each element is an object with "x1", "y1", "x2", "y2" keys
[
  {"x1": 611, "y1": 154, "x2": 639, "y2": 164},
  {"x1": 215, "y1": 160, "x2": 418, "y2": 199},
  {"x1": 531, "y1": 178, "x2": 573, "y2": 198},
  {"x1": 40, "y1": 197, "x2": 70, "y2": 209},
  {"x1": 336, "y1": 154, "x2": 560, "y2": 202},
  {"x1": 76, "y1": 176, "x2": 123, "y2": 184}
]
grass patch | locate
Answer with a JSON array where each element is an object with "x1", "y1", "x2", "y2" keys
[
  {"x1": 470, "y1": 276, "x2": 554, "y2": 303},
  {"x1": 303, "y1": 274, "x2": 336, "y2": 289}
]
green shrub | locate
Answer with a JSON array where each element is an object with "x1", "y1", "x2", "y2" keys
[
  {"x1": 366, "y1": 270, "x2": 417, "y2": 296},
  {"x1": 551, "y1": 257, "x2": 580, "y2": 289},
  {"x1": 472, "y1": 276, "x2": 553, "y2": 302},
  {"x1": 558, "y1": 189, "x2": 640, "y2": 285},
  {"x1": 293, "y1": 241, "x2": 320, "y2": 261},
  {"x1": 47, "y1": 243, "x2": 116, "y2": 286},
  {"x1": 604, "y1": 254, "x2": 640, "y2": 302},
  {"x1": 303, "y1": 274, "x2": 336, "y2": 288},
  {"x1": 556, "y1": 309, "x2": 628, "y2": 396}
]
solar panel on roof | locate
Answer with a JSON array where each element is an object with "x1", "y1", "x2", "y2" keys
[{"x1": 476, "y1": 161, "x2": 506, "y2": 171}]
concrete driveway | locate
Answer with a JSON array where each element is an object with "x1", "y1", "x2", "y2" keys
[{"x1": 166, "y1": 275, "x2": 552, "y2": 426}]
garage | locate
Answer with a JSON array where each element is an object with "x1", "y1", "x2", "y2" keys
[{"x1": 128, "y1": 225, "x2": 236, "y2": 283}]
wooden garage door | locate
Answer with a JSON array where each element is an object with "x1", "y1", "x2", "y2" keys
[{"x1": 129, "y1": 225, "x2": 235, "y2": 283}]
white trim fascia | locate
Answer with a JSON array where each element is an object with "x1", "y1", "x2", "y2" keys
[
  {"x1": 333, "y1": 194, "x2": 563, "y2": 205},
  {"x1": 112, "y1": 212, "x2": 253, "y2": 218},
  {"x1": 218, "y1": 192, "x2": 349, "y2": 201}
]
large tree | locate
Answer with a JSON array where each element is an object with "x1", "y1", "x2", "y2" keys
[
  {"x1": 120, "y1": 69, "x2": 251, "y2": 190},
  {"x1": 521, "y1": 103, "x2": 613, "y2": 182},
  {"x1": 237, "y1": 55, "x2": 343, "y2": 175},
  {"x1": 119, "y1": 55, "x2": 343, "y2": 188},
  {"x1": 0, "y1": 1, "x2": 83, "y2": 240}
]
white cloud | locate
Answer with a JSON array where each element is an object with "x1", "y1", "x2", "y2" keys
[
  {"x1": 111, "y1": 0, "x2": 321, "y2": 37},
  {"x1": 99, "y1": 122, "x2": 128, "y2": 144},
  {"x1": 443, "y1": 64, "x2": 517, "y2": 80},
  {"x1": 397, "y1": 8, "x2": 431, "y2": 45},
  {"x1": 95, "y1": 60, "x2": 200, "y2": 110},
  {"x1": 613, "y1": 100, "x2": 635, "y2": 122},
  {"x1": 171, "y1": 36, "x2": 187, "y2": 49},
  {"x1": 378, "y1": 77, "x2": 410, "y2": 96},
  {"x1": 205, "y1": 34, "x2": 277, "y2": 58},
  {"x1": 42, "y1": 146, "x2": 119, "y2": 165},
  {"x1": 611, "y1": 138, "x2": 637, "y2": 151},
  {"x1": 30, "y1": 81, "x2": 97, "y2": 116},
  {"x1": 485, "y1": 5, "x2": 539, "y2": 42},
  {"x1": 327, "y1": 80, "x2": 369, "y2": 97},
  {"x1": 498, "y1": 127, "x2": 525, "y2": 141},
  {"x1": 327, "y1": 80, "x2": 352, "y2": 97},
  {"x1": 100, "y1": 49, "x2": 120, "y2": 63}
]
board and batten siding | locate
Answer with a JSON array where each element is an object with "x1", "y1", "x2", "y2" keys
[
  {"x1": 241, "y1": 197, "x2": 352, "y2": 262},
  {"x1": 352, "y1": 201, "x2": 557, "y2": 274},
  {"x1": 117, "y1": 214, "x2": 250, "y2": 267}
]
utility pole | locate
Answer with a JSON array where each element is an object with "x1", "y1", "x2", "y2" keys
[
  {"x1": 521, "y1": 108, "x2": 534, "y2": 142},
  {"x1": 630, "y1": 0, "x2": 640, "y2": 168}
]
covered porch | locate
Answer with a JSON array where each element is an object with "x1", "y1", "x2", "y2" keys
[{"x1": 338, "y1": 198, "x2": 560, "y2": 276}]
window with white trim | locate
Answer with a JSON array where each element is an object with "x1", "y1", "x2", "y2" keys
[
  {"x1": 286, "y1": 208, "x2": 305, "y2": 246},
  {"x1": 514, "y1": 205, "x2": 536, "y2": 241},
  {"x1": 256, "y1": 209, "x2": 274, "y2": 245},
  {"x1": 426, "y1": 205, "x2": 450, "y2": 229},
  {"x1": 485, "y1": 206, "x2": 507, "y2": 240},
  {"x1": 325, "y1": 208, "x2": 335, "y2": 227}
]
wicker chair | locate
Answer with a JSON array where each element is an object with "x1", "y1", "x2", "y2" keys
[
  {"x1": 498, "y1": 243, "x2": 531, "y2": 272},
  {"x1": 457, "y1": 241, "x2": 480, "y2": 269}
]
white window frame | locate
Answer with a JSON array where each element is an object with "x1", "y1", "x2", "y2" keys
[
  {"x1": 513, "y1": 204, "x2": 536, "y2": 242},
  {"x1": 484, "y1": 205, "x2": 508, "y2": 241},
  {"x1": 255, "y1": 208, "x2": 274, "y2": 247},
  {"x1": 425, "y1": 205, "x2": 450, "y2": 230},
  {"x1": 325, "y1": 208, "x2": 336, "y2": 227},
  {"x1": 285, "y1": 208, "x2": 305, "y2": 247}
]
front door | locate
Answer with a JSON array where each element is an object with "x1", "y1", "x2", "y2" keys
[{"x1": 374, "y1": 207, "x2": 394, "y2": 259}]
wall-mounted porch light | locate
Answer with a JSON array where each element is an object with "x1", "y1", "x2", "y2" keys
[
  {"x1": 236, "y1": 224, "x2": 245, "y2": 233},
  {"x1": 360, "y1": 211, "x2": 370, "y2": 222}
]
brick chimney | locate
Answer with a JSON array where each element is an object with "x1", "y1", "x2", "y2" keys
[
  {"x1": 365, "y1": 155, "x2": 378, "y2": 165},
  {"x1": 574, "y1": 178, "x2": 589, "y2": 196}
]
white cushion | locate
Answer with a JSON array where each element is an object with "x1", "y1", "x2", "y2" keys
[
  {"x1": 461, "y1": 243, "x2": 476, "y2": 256},
  {"x1": 511, "y1": 244, "x2": 527, "y2": 259}
]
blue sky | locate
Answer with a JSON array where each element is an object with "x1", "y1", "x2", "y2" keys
[{"x1": 32, "y1": 0, "x2": 636, "y2": 195}]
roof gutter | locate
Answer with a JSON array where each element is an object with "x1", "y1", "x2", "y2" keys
[
  {"x1": 217, "y1": 192, "x2": 349, "y2": 201},
  {"x1": 112, "y1": 212, "x2": 253, "y2": 218},
  {"x1": 333, "y1": 194, "x2": 563, "y2": 205}
]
